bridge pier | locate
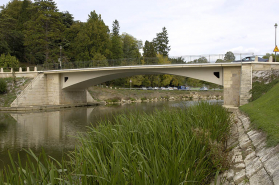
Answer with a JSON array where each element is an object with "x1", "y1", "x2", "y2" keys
[{"x1": 46, "y1": 74, "x2": 89, "y2": 105}]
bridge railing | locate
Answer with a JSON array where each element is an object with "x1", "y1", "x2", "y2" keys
[{"x1": 36, "y1": 53, "x2": 256, "y2": 71}]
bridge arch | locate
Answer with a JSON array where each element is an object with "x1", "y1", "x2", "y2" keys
[{"x1": 48, "y1": 65, "x2": 224, "y2": 90}]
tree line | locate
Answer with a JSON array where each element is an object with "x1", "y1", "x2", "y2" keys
[{"x1": 0, "y1": 0, "x2": 223, "y2": 88}]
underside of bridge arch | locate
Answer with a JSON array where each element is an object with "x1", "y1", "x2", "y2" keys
[{"x1": 61, "y1": 67, "x2": 223, "y2": 90}]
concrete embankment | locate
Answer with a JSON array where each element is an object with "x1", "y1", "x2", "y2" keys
[{"x1": 213, "y1": 110, "x2": 279, "y2": 185}]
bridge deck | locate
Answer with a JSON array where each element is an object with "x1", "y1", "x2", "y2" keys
[{"x1": 43, "y1": 63, "x2": 246, "y2": 74}]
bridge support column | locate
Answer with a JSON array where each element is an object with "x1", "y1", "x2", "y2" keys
[
  {"x1": 223, "y1": 67, "x2": 241, "y2": 107},
  {"x1": 46, "y1": 73, "x2": 89, "y2": 105},
  {"x1": 240, "y1": 64, "x2": 252, "y2": 106}
]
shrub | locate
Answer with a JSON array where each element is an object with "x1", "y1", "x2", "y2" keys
[
  {"x1": 0, "y1": 79, "x2": 7, "y2": 94},
  {"x1": 0, "y1": 53, "x2": 19, "y2": 68},
  {"x1": 141, "y1": 97, "x2": 147, "y2": 101},
  {"x1": 106, "y1": 96, "x2": 121, "y2": 103}
]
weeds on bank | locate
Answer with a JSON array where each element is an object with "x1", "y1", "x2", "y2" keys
[
  {"x1": 249, "y1": 79, "x2": 279, "y2": 101},
  {"x1": 0, "y1": 102, "x2": 231, "y2": 184}
]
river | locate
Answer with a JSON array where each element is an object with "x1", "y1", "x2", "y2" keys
[{"x1": 0, "y1": 100, "x2": 222, "y2": 169}]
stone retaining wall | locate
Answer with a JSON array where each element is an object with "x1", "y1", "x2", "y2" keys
[{"x1": 212, "y1": 110, "x2": 279, "y2": 185}]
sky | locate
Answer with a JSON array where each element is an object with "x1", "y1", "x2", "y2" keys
[{"x1": 2, "y1": 0, "x2": 278, "y2": 58}]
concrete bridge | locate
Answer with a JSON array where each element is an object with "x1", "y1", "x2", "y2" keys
[{"x1": 8, "y1": 59, "x2": 279, "y2": 108}]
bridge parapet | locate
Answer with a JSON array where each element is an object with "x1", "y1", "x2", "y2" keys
[{"x1": 0, "y1": 67, "x2": 38, "y2": 78}]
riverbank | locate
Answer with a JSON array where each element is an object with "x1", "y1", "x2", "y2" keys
[
  {"x1": 88, "y1": 86, "x2": 223, "y2": 103},
  {"x1": 0, "y1": 102, "x2": 101, "y2": 112},
  {"x1": 213, "y1": 109, "x2": 279, "y2": 185}
]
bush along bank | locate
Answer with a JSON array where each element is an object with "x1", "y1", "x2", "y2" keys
[{"x1": 0, "y1": 102, "x2": 231, "y2": 184}]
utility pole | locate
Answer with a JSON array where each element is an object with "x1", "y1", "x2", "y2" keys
[
  {"x1": 275, "y1": 23, "x2": 277, "y2": 62},
  {"x1": 60, "y1": 46, "x2": 62, "y2": 69}
]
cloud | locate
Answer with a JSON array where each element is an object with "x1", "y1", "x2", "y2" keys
[{"x1": 228, "y1": 46, "x2": 259, "y2": 54}]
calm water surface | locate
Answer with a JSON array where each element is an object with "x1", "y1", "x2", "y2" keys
[{"x1": 0, "y1": 100, "x2": 222, "y2": 168}]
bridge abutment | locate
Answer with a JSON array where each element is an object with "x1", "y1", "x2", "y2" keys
[{"x1": 11, "y1": 73, "x2": 93, "y2": 107}]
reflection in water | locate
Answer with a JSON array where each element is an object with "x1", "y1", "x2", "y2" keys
[{"x1": 0, "y1": 100, "x2": 222, "y2": 168}]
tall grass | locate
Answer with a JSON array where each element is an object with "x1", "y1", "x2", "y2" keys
[{"x1": 0, "y1": 102, "x2": 231, "y2": 184}]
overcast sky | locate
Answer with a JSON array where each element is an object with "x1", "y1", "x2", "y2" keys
[{"x1": 4, "y1": 0, "x2": 279, "y2": 57}]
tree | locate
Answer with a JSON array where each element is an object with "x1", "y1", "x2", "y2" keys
[
  {"x1": 169, "y1": 57, "x2": 186, "y2": 64},
  {"x1": 188, "y1": 57, "x2": 208, "y2": 63},
  {"x1": 0, "y1": 53, "x2": 19, "y2": 68},
  {"x1": 153, "y1": 27, "x2": 171, "y2": 56},
  {"x1": 263, "y1": 53, "x2": 278, "y2": 62},
  {"x1": 111, "y1": 20, "x2": 123, "y2": 59},
  {"x1": 143, "y1": 40, "x2": 157, "y2": 64},
  {"x1": 224, "y1": 51, "x2": 235, "y2": 62},
  {"x1": 60, "y1": 11, "x2": 74, "y2": 28},
  {"x1": 215, "y1": 59, "x2": 225, "y2": 63},
  {"x1": 0, "y1": 0, "x2": 27, "y2": 62},
  {"x1": 121, "y1": 33, "x2": 141, "y2": 59},
  {"x1": 72, "y1": 11, "x2": 111, "y2": 62},
  {"x1": 24, "y1": 0, "x2": 65, "y2": 64}
]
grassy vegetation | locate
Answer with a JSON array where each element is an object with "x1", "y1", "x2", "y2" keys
[
  {"x1": 240, "y1": 82, "x2": 279, "y2": 146},
  {"x1": 0, "y1": 102, "x2": 231, "y2": 184},
  {"x1": 249, "y1": 79, "x2": 279, "y2": 101},
  {"x1": 105, "y1": 97, "x2": 121, "y2": 103}
]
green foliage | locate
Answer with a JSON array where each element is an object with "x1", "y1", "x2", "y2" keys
[
  {"x1": 143, "y1": 41, "x2": 157, "y2": 65},
  {"x1": 169, "y1": 56, "x2": 186, "y2": 64},
  {"x1": 60, "y1": 11, "x2": 74, "y2": 28},
  {"x1": 188, "y1": 56, "x2": 209, "y2": 63},
  {"x1": 141, "y1": 96, "x2": 147, "y2": 100},
  {"x1": 224, "y1": 51, "x2": 235, "y2": 62},
  {"x1": 0, "y1": 103, "x2": 231, "y2": 184},
  {"x1": 240, "y1": 82, "x2": 279, "y2": 146},
  {"x1": 263, "y1": 53, "x2": 279, "y2": 62},
  {"x1": 249, "y1": 79, "x2": 279, "y2": 102},
  {"x1": 73, "y1": 11, "x2": 111, "y2": 62},
  {"x1": 24, "y1": 0, "x2": 65, "y2": 64},
  {"x1": 0, "y1": 53, "x2": 19, "y2": 68},
  {"x1": 111, "y1": 20, "x2": 123, "y2": 59},
  {"x1": 153, "y1": 27, "x2": 171, "y2": 56},
  {"x1": 106, "y1": 96, "x2": 121, "y2": 103},
  {"x1": 215, "y1": 59, "x2": 225, "y2": 63},
  {"x1": 0, "y1": 79, "x2": 7, "y2": 94},
  {"x1": 121, "y1": 33, "x2": 142, "y2": 59}
]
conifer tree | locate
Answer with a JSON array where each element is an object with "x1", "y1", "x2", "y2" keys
[
  {"x1": 153, "y1": 27, "x2": 171, "y2": 56},
  {"x1": 143, "y1": 40, "x2": 157, "y2": 64},
  {"x1": 24, "y1": 0, "x2": 65, "y2": 64},
  {"x1": 111, "y1": 20, "x2": 123, "y2": 60},
  {"x1": 73, "y1": 11, "x2": 111, "y2": 64}
]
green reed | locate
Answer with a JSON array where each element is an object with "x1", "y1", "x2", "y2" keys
[{"x1": 0, "y1": 102, "x2": 231, "y2": 185}]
